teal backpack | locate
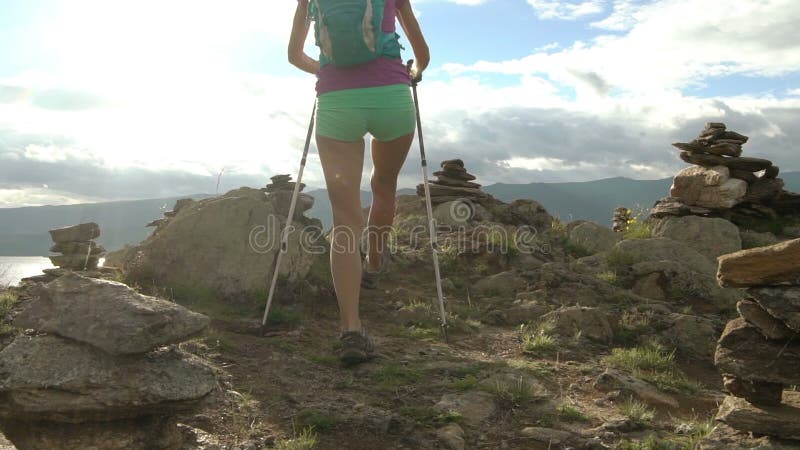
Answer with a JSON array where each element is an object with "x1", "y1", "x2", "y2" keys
[{"x1": 308, "y1": 0, "x2": 402, "y2": 68}]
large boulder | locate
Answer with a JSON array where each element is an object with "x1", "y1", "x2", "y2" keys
[
  {"x1": 715, "y1": 318, "x2": 800, "y2": 387},
  {"x1": 568, "y1": 222, "x2": 621, "y2": 255},
  {"x1": 110, "y1": 187, "x2": 326, "y2": 297},
  {"x1": 0, "y1": 335, "x2": 217, "y2": 422},
  {"x1": 630, "y1": 259, "x2": 739, "y2": 307},
  {"x1": 660, "y1": 313, "x2": 718, "y2": 360},
  {"x1": 472, "y1": 271, "x2": 527, "y2": 297},
  {"x1": 613, "y1": 238, "x2": 716, "y2": 275},
  {"x1": 717, "y1": 238, "x2": 800, "y2": 288},
  {"x1": 746, "y1": 287, "x2": 800, "y2": 332},
  {"x1": 652, "y1": 215, "x2": 741, "y2": 262},
  {"x1": 433, "y1": 391, "x2": 497, "y2": 427},
  {"x1": 13, "y1": 274, "x2": 210, "y2": 355},
  {"x1": 489, "y1": 199, "x2": 553, "y2": 230},
  {"x1": 670, "y1": 165, "x2": 747, "y2": 208},
  {"x1": 715, "y1": 392, "x2": 800, "y2": 441},
  {"x1": 541, "y1": 306, "x2": 613, "y2": 343}
]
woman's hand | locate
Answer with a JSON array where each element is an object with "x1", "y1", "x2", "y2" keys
[
  {"x1": 288, "y1": 1, "x2": 320, "y2": 75},
  {"x1": 397, "y1": 1, "x2": 429, "y2": 80}
]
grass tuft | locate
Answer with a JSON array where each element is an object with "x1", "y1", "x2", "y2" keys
[
  {"x1": 483, "y1": 376, "x2": 546, "y2": 407},
  {"x1": 520, "y1": 320, "x2": 558, "y2": 356},
  {"x1": 557, "y1": 403, "x2": 589, "y2": 422},
  {"x1": 274, "y1": 427, "x2": 318, "y2": 450},
  {"x1": 621, "y1": 398, "x2": 655, "y2": 426}
]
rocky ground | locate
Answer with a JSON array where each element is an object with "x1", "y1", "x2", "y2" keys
[{"x1": 2, "y1": 191, "x2": 800, "y2": 449}]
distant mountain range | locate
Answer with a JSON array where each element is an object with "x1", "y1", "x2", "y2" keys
[{"x1": 2, "y1": 173, "x2": 798, "y2": 256}]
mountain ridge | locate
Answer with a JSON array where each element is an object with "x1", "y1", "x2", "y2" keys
[{"x1": 1, "y1": 173, "x2": 798, "y2": 256}]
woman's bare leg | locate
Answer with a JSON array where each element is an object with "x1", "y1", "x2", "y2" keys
[
  {"x1": 366, "y1": 132, "x2": 415, "y2": 271},
  {"x1": 316, "y1": 134, "x2": 366, "y2": 332}
]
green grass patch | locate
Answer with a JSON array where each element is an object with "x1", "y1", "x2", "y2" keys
[
  {"x1": 387, "y1": 324, "x2": 440, "y2": 341},
  {"x1": 623, "y1": 218, "x2": 653, "y2": 240},
  {"x1": 374, "y1": 364, "x2": 423, "y2": 388},
  {"x1": 275, "y1": 427, "x2": 318, "y2": 450},
  {"x1": 399, "y1": 406, "x2": 462, "y2": 427},
  {"x1": 604, "y1": 343, "x2": 676, "y2": 373},
  {"x1": 0, "y1": 324, "x2": 18, "y2": 336},
  {"x1": 621, "y1": 398, "x2": 655, "y2": 427},
  {"x1": 0, "y1": 290, "x2": 18, "y2": 318},
  {"x1": 595, "y1": 270, "x2": 619, "y2": 285},
  {"x1": 641, "y1": 371, "x2": 704, "y2": 395},
  {"x1": 558, "y1": 403, "x2": 589, "y2": 422},
  {"x1": 604, "y1": 343, "x2": 703, "y2": 395},
  {"x1": 564, "y1": 240, "x2": 592, "y2": 258},
  {"x1": 449, "y1": 374, "x2": 480, "y2": 391},
  {"x1": 296, "y1": 409, "x2": 337, "y2": 432}
]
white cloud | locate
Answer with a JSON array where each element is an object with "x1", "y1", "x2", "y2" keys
[
  {"x1": 446, "y1": 0, "x2": 800, "y2": 96},
  {"x1": 527, "y1": 0, "x2": 605, "y2": 20},
  {"x1": 591, "y1": 0, "x2": 653, "y2": 31}
]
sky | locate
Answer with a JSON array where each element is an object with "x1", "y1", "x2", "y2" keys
[{"x1": 1, "y1": 0, "x2": 799, "y2": 207}]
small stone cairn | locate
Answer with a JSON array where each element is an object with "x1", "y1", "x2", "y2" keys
[
  {"x1": 262, "y1": 174, "x2": 314, "y2": 219},
  {"x1": 146, "y1": 198, "x2": 196, "y2": 233},
  {"x1": 0, "y1": 273, "x2": 216, "y2": 449},
  {"x1": 612, "y1": 206, "x2": 632, "y2": 232},
  {"x1": 48, "y1": 222, "x2": 105, "y2": 271},
  {"x1": 712, "y1": 238, "x2": 800, "y2": 440},
  {"x1": 652, "y1": 122, "x2": 798, "y2": 220},
  {"x1": 416, "y1": 159, "x2": 489, "y2": 205}
]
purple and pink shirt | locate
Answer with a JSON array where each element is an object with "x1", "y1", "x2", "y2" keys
[{"x1": 297, "y1": 0, "x2": 412, "y2": 95}]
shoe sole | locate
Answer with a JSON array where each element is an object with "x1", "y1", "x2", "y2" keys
[{"x1": 340, "y1": 349, "x2": 369, "y2": 366}]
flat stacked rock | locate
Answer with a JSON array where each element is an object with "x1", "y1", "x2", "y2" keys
[
  {"x1": 612, "y1": 206, "x2": 632, "y2": 232},
  {"x1": 262, "y1": 174, "x2": 314, "y2": 218},
  {"x1": 417, "y1": 159, "x2": 489, "y2": 204},
  {"x1": 0, "y1": 273, "x2": 216, "y2": 450},
  {"x1": 712, "y1": 239, "x2": 800, "y2": 440},
  {"x1": 48, "y1": 222, "x2": 105, "y2": 271}
]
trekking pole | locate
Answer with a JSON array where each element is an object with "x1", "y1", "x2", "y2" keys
[
  {"x1": 408, "y1": 60, "x2": 448, "y2": 341},
  {"x1": 261, "y1": 99, "x2": 317, "y2": 334}
]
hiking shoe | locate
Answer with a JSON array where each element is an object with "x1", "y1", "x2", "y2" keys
[
  {"x1": 339, "y1": 329, "x2": 375, "y2": 366},
  {"x1": 361, "y1": 251, "x2": 390, "y2": 290}
]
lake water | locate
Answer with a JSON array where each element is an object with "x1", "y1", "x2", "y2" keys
[{"x1": 0, "y1": 256, "x2": 54, "y2": 286}]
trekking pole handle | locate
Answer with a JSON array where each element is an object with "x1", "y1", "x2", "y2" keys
[{"x1": 406, "y1": 59, "x2": 422, "y2": 86}]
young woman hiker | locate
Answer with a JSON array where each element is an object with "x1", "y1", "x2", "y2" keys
[{"x1": 288, "y1": 0, "x2": 430, "y2": 365}]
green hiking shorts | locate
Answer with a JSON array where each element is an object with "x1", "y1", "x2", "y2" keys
[{"x1": 316, "y1": 84, "x2": 416, "y2": 142}]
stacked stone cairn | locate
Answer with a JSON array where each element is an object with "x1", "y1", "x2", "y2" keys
[
  {"x1": 0, "y1": 272, "x2": 216, "y2": 449},
  {"x1": 652, "y1": 122, "x2": 799, "y2": 220},
  {"x1": 713, "y1": 238, "x2": 800, "y2": 440},
  {"x1": 48, "y1": 222, "x2": 105, "y2": 271},
  {"x1": 612, "y1": 206, "x2": 632, "y2": 232},
  {"x1": 262, "y1": 174, "x2": 314, "y2": 220},
  {"x1": 416, "y1": 159, "x2": 489, "y2": 205}
]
